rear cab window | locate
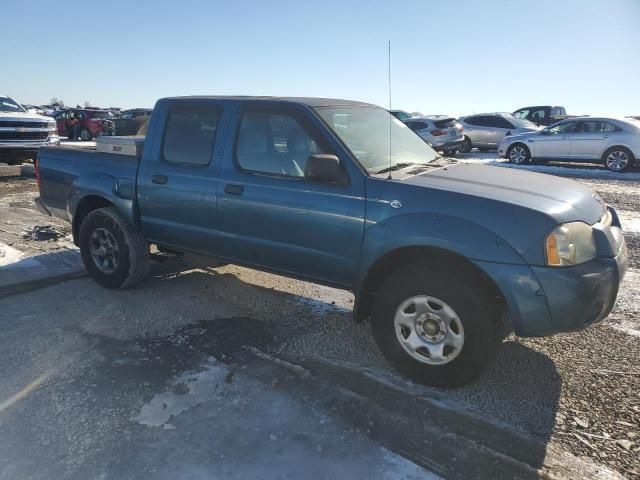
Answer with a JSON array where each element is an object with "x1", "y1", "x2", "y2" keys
[{"x1": 162, "y1": 105, "x2": 220, "y2": 165}]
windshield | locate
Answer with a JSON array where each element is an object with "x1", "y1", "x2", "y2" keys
[
  {"x1": 315, "y1": 105, "x2": 439, "y2": 174},
  {"x1": 0, "y1": 96, "x2": 26, "y2": 113},
  {"x1": 508, "y1": 115, "x2": 539, "y2": 129}
]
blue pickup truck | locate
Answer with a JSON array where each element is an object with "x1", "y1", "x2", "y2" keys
[{"x1": 35, "y1": 96, "x2": 628, "y2": 387}]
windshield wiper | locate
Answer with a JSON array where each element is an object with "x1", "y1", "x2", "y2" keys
[{"x1": 375, "y1": 162, "x2": 416, "y2": 174}]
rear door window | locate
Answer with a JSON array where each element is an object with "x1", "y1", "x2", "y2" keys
[
  {"x1": 162, "y1": 105, "x2": 220, "y2": 165},
  {"x1": 406, "y1": 121, "x2": 429, "y2": 131},
  {"x1": 433, "y1": 118, "x2": 458, "y2": 129}
]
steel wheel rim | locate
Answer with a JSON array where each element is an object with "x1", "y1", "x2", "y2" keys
[
  {"x1": 606, "y1": 151, "x2": 628, "y2": 171},
  {"x1": 509, "y1": 146, "x2": 527, "y2": 164},
  {"x1": 462, "y1": 138, "x2": 471, "y2": 153},
  {"x1": 89, "y1": 228, "x2": 119, "y2": 273},
  {"x1": 394, "y1": 295, "x2": 465, "y2": 365}
]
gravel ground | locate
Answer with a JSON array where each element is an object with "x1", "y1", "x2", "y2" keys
[{"x1": 1, "y1": 156, "x2": 639, "y2": 477}]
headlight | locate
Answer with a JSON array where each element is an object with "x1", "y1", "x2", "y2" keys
[
  {"x1": 48, "y1": 122, "x2": 57, "y2": 132},
  {"x1": 545, "y1": 222, "x2": 597, "y2": 266}
]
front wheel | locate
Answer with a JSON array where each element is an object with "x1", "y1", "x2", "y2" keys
[
  {"x1": 371, "y1": 264, "x2": 500, "y2": 387},
  {"x1": 79, "y1": 207, "x2": 150, "y2": 289},
  {"x1": 507, "y1": 143, "x2": 531, "y2": 164}
]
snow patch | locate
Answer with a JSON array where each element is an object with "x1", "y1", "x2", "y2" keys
[
  {"x1": 618, "y1": 210, "x2": 640, "y2": 235},
  {"x1": 132, "y1": 357, "x2": 229, "y2": 427},
  {"x1": 609, "y1": 269, "x2": 640, "y2": 337}
]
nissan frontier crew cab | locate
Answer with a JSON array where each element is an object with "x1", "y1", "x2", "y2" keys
[{"x1": 35, "y1": 96, "x2": 628, "y2": 387}]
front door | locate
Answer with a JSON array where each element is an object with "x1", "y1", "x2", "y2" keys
[
  {"x1": 217, "y1": 105, "x2": 366, "y2": 286},
  {"x1": 532, "y1": 121, "x2": 576, "y2": 158},
  {"x1": 138, "y1": 101, "x2": 223, "y2": 254}
]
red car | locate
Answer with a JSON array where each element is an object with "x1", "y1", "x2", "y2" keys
[{"x1": 54, "y1": 109, "x2": 115, "y2": 141}]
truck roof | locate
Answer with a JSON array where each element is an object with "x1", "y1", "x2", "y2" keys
[{"x1": 160, "y1": 96, "x2": 375, "y2": 108}]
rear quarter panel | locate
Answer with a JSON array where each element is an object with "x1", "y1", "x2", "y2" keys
[{"x1": 38, "y1": 146, "x2": 139, "y2": 226}]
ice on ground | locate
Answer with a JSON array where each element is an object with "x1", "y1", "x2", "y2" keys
[
  {"x1": 132, "y1": 357, "x2": 229, "y2": 427},
  {"x1": 0, "y1": 242, "x2": 40, "y2": 268}
]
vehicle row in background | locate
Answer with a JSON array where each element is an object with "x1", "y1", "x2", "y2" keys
[
  {"x1": 458, "y1": 113, "x2": 541, "y2": 153},
  {"x1": 499, "y1": 117, "x2": 640, "y2": 172},
  {"x1": 53, "y1": 109, "x2": 115, "y2": 140},
  {"x1": 112, "y1": 108, "x2": 152, "y2": 135},
  {"x1": 0, "y1": 94, "x2": 59, "y2": 165}
]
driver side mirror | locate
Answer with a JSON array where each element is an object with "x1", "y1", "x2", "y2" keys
[{"x1": 305, "y1": 154, "x2": 341, "y2": 183}]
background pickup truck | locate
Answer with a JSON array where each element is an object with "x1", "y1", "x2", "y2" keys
[
  {"x1": 513, "y1": 105, "x2": 573, "y2": 126},
  {"x1": 35, "y1": 96, "x2": 628, "y2": 387},
  {"x1": 0, "y1": 94, "x2": 59, "y2": 164}
]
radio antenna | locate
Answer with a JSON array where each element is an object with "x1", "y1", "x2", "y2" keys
[{"x1": 387, "y1": 40, "x2": 392, "y2": 179}]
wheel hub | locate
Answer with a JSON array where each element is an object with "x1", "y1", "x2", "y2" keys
[
  {"x1": 394, "y1": 295, "x2": 465, "y2": 365},
  {"x1": 89, "y1": 227, "x2": 119, "y2": 273}
]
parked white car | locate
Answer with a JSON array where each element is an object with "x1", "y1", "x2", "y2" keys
[{"x1": 498, "y1": 117, "x2": 640, "y2": 172}]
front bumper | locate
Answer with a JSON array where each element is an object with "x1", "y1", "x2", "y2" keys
[
  {"x1": 0, "y1": 136, "x2": 60, "y2": 155},
  {"x1": 474, "y1": 220, "x2": 628, "y2": 337}
]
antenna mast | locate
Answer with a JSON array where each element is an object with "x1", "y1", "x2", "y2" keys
[{"x1": 387, "y1": 40, "x2": 392, "y2": 179}]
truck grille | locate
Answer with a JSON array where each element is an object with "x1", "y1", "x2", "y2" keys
[
  {"x1": 0, "y1": 132, "x2": 49, "y2": 141},
  {"x1": 0, "y1": 121, "x2": 49, "y2": 128}
]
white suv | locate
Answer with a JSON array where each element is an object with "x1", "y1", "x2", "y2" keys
[{"x1": 403, "y1": 116, "x2": 465, "y2": 156}]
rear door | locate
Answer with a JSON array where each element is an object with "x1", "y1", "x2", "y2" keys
[
  {"x1": 216, "y1": 104, "x2": 366, "y2": 286},
  {"x1": 138, "y1": 101, "x2": 224, "y2": 253},
  {"x1": 462, "y1": 116, "x2": 489, "y2": 145},
  {"x1": 570, "y1": 120, "x2": 618, "y2": 159}
]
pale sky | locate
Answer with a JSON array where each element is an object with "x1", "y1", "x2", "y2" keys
[{"x1": 3, "y1": 0, "x2": 639, "y2": 117}]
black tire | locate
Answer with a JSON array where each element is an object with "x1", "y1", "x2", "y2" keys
[
  {"x1": 443, "y1": 149, "x2": 457, "y2": 157},
  {"x1": 80, "y1": 128, "x2": 92, "y2": 141},
  {"x1": 602, "y1": 146, "x2": 634, "y2": 172},
  {"x1": 79, "y1": 207, "x2": 150, "y2": 289},
  {"x1": 507, "y1": 143, "x2": 531, "y2": 164},
  {"x1": 371, "y1": 263, "x2": 500, "y2": 388},
  {"x1": 459, "y1": 136, "x2": 472, "y2": 153}
]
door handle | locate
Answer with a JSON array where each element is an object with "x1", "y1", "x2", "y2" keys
[
  {"x1": 152, "y1": 174, "x2": 168, "y2": 185},
  {"x1": 224, "y1": 184, "x2": 244, "y2": 195}
]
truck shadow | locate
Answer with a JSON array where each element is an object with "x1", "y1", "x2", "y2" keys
[{"x1": 142, "y1": 259, "x2": 562, "y2": 469}]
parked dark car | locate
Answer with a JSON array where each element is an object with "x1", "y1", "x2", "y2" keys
[
  {"x1": 513, "y1": 106, "x2": 570, "y2": 127},
  {"x1": 54, "y1": 109, "x2": 115, "y2": 140},
  {"x1": 113, "y1": 108, "x2": 152, "y2": 135},
  {"x1": 35, "y1": 96, "x2": 627, "y2": 387}
]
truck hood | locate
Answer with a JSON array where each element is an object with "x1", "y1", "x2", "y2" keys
[
  {"x1": 403, "y1": 163, "x2": 605, "y2": 224},
  {"x1": 0, "y1": 111, "x2": 52, "y2": 122}
]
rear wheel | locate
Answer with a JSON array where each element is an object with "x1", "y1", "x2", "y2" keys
[
  {"x1": 507, "y1": 143, "x2": 531, "y2": 164},
  {"x1": 371, "y1": 263, "x2": 500, "y2": 388},
  {"x1": 79, "y1": 207, "x2": 149, "y2": 289},
  {"x1": 459, "y1": 136, "x2": 472, "y2": 153},
  {"x1": 443, "y1": 149, "x2": 457, "y2": 157},
  {"x1": 603, "y1": 147, "x2": 634, "y2": 172}
]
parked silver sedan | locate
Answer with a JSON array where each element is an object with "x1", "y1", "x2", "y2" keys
[
  {"x1": 498, "y1": 117, "x2": 640, "y2": 172},
  {"x1": 458, "y1": 113, "x2": 541, "y2": 152}
]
